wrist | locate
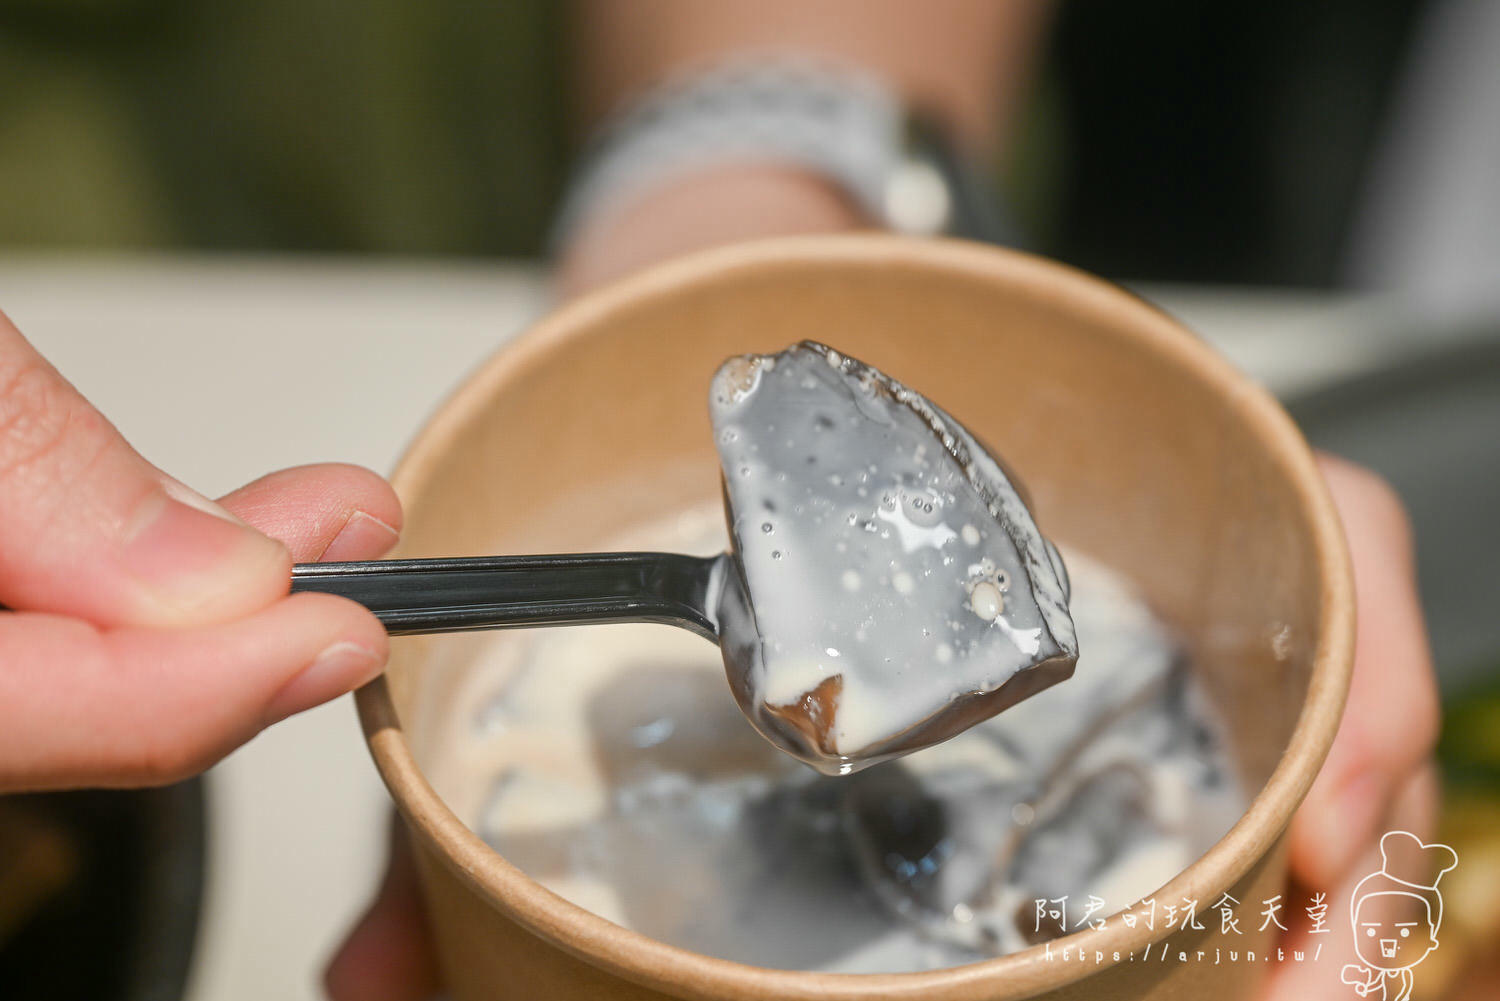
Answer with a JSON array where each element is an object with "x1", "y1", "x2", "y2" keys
[{"x1": 555, "y1": 162, "x2": 866, "y2": 297}]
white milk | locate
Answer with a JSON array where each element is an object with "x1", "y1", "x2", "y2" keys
[{"x1": 430, "y1": 505, "x2": 1244, "y2": 973}]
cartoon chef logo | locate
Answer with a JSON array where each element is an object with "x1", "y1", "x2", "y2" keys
[{"x1": 1340, "y1": 830, "x2": 1458, "y2": 1000}]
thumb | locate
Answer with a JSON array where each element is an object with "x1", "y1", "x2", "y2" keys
[{"x1": 0, "y1": 311, "x2": 289, "y2": 628}]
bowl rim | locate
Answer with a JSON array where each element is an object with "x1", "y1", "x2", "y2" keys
[{"x1": 355, "y1": 234, "x2": 1355, "y2": 1000}]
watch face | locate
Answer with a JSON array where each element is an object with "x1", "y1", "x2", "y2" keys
[{"x1": 883, "y1": 158, "x2": 955, "y2": 236}]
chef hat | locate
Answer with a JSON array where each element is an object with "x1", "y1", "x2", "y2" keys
[{"x1": 1350, "y1": 831, "x2": 1459, "y2": 932}]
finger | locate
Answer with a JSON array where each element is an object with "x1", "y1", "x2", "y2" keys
[
  {"x1": 1288, "y1": 455, "x2": 1441, "y2": 888},
  {"x1": 1261, "y1": 847, "x2": 1382, "y2": 1001},
  {"x1": 325, "y1": 819, "x2": 442, "y2": 1001},
  {"x1": 1261, "y1": 763, "x2": 1438, "y2": 1001},
  {"x1": 0, "y1": 592, "x2": 387, "y2": 791},
  {"x1": 0, "y1": 312, "x2": 288, "y2": 628},
  {"x1": 217, "y1": 464, "x2": 402, "y2": 562}
]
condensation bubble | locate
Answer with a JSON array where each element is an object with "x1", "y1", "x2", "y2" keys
[
  {"x1": 901, "y1": 488, "x2": 943, "y2": 527},
  {"x1": 969, "y1": 580, "x2": 1004, "y2": 622}
]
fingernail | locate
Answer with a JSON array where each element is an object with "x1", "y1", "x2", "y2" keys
[
  {"x1": 160, "y1": 477, "x2": 248, "y2": 524},
  {"x1": 122, "y1": 488, "x2": 288, "y2": 622},
  {"x1": 266, "y1": 640, "x2": 385, "y2": 725},
  {"x1": 320, "y1": 510, "x2": 401, "y2": 563}
]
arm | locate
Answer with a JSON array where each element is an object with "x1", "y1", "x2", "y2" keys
[
  {"x1": 557, "y1": 0, "x2": 1050, "y2": 294},
  {"x1": 571, "y1": 0, "x2": 1045, "y2": 153}
]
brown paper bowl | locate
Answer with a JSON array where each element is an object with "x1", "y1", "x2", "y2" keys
[{"x1": 355, "y1": 236, "x2": 1354, "y2": 1001}]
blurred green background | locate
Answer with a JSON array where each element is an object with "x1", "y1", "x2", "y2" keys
[
  {"x1": 0, "y1": 0, "x2": 1429, "y2": 287},
  {"x1": 0, "y1": 0, "x2": 567, "y2": 255}
]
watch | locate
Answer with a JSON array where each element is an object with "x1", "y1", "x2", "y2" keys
[{"x1": 549, "y1": 55, "x2": 1004, "y2": 250}]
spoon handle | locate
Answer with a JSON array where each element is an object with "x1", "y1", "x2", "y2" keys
[{"x1": 288, "y1": 552, "x2": 720, "y2": 639}]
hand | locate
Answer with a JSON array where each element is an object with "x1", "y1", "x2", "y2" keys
[
  {"x1": 1263, "y1": 454, "x2": 1440, "y2": 999},
  {"x1": 0, "y1": 309, "x2": 400, "y2": 791},
  {"x1": 325, "y1": 819, "x2": 441, "y2": 1001},
  {"x1": 327, "y1": 450, "x2": 1438, "y2": 1000}
]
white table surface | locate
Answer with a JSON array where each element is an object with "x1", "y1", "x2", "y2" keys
[{"x1": 0, "y1": 254, "x2": 1366, "y2": 1001}]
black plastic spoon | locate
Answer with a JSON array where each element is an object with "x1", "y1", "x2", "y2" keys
[{"x1": 288, "y1": 551, "x2": 723, "y2": 639}]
